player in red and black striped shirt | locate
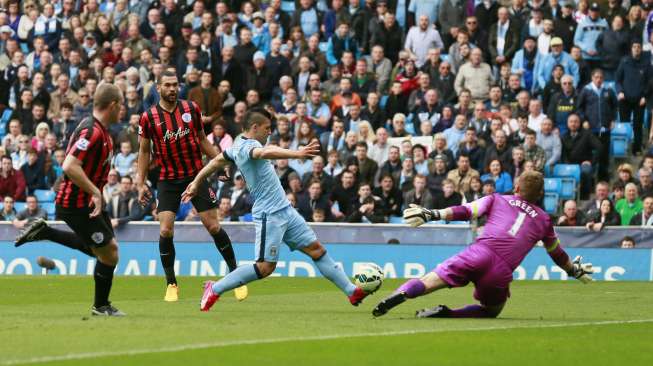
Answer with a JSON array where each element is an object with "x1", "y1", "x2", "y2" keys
[
  {"x1": 136, "y1": 70, "x2": 245, "y2": 302},
  {"x1": 15, "y1": 84, "x2": 126, "y2": 316}
]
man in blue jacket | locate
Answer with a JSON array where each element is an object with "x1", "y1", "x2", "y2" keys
[
  {"x1": 536, "y1": 37, "x2": 579, "y2": 91},
  {"x1": 574, "y1": 2, "x2": 608, "y2": 70},
  {"x1": 616, "y1": 40, "x2": 651, "y2": 155},
  {"x1": 326, "y1": 22, "x2": 360, "y2": 66},
  {"x1": 576, "y1": 69, "x2": 618, "y2": 181}
]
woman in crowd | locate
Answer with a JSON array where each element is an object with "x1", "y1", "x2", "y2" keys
[{"x1": 480, "y1": 159, "x2": 513, "y2": 194}]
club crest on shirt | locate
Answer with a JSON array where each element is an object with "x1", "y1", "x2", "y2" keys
[
  {"x1": 76, "y1": 138, "x2": 90, "y2": 151},
  {"x1": 182, "y1": 113, "x2": 192, "y2": 123},
  {"x1": 91, "y1": 232, "x2": 104, "y2": 244}
]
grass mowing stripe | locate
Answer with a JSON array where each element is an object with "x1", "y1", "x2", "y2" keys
[{"x1": 3, "y1": 319, "x2": 653, "y2": 366}]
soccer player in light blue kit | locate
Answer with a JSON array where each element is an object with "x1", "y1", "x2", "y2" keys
[{"x1": 182, "y1": 111, "x2": 372, "y2": 311}]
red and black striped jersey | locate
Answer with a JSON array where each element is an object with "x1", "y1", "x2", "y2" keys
[
  {"x1": 138, "y1": 99, "x2": 205, "y2": 181},
  {"x1": 56, "y1": 117, "x2": 114, "y2": 209}
]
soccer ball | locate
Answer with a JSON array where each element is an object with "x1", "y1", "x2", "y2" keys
[{"x1": 353, "y1": 263, "x2": 384, "y2": 293}]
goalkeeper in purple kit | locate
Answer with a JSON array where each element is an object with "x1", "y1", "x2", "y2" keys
[{"x1": 373, "y1": 171, "x2": 593, "y2": 318}]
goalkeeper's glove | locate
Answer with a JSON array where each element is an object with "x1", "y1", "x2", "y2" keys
[
  {"x1": 568, "y1": 255, "x2": 593, "y2": 284},
  {"x1": 403, "y1": 204, "x2": 440, "y2": 227}
]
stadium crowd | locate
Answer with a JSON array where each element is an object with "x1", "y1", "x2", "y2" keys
[{"x1": 0, "y1": 0, "x2": 652, "y2": 230}]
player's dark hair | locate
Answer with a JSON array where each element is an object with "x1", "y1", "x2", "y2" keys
[
  {"x1": 158, "y1": 70, "x2": 178, "y2": 84},
  {"x1": 243, "y1": 111, "x2": 271, "y2": 131},
  {"x1": 355, "y1": 141, "x2": 368, "y2": 150},
  {"x1": 525, "y1": 128, "x2": 537, "y2": 137}
]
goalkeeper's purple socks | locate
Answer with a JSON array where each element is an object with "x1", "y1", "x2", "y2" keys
[
  {"x1": 448, "y1": 304, "x2": 496, "y2": 318},
  {"x1": 396, "y1": 279, "x2": 426, "y2": 298}
]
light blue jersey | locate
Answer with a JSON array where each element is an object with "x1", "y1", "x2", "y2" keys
[{"x1": 224, "y1": 136, "x2": 290, "y2": 218}]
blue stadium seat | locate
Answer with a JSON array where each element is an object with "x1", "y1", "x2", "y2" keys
[
  {"x1": 543, "y1": 193, "x2": 560, "y2": 214},
  {"x1": 544, "y1": 178, "x2": 563, "y2": 195},
  {"x1": 544, "y1": 164, "x2": 552, "y2": 177},
  {"x1": 40, "y1": 202, "x2": 56, "y2": 218},
  {"x1": 379, "y1": 95, "x2": 389, "y2": 109},
  {"x1": 0, "y1": 108, "x2": 12, "y2": 125},
  {"x1": 611, "y1": 135, "x2": 628, "y2": 158},
  {"x1": 34, "y1": 189, "x2": 56, "y2": 203},
  {"x1": 281, "y1": 1, "x2": 295, "y2": 13},
  {"x1": 14, "y1": 202, "x2": 26, "y2": 212},
  {"x1": 318, "y1": 42, "x2": 328, "y2": 53},
  {"x1": 388, "y1": 216, "x2": 403, "y2": 224},
  {"x1": 604, "y1": 81, "x2": 616, "y2": 92},
  {"x1": 239, "y1": 213, "x2": 253, "y2": 222},
  {"x1": 552, "y1": 164, "x2": 580, "y2": 200},
  {"x1": 405, "y1": 114, "x2": 416, "y2": 135},
  {"x1": 612, "y1": 122, "x2": 633, "y2": 140}
]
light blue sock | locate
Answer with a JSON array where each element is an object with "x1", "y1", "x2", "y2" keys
[
  {"x1": 314, "y1": 253, "x2": 357, "y2": 296},
  {"x1": 212, "y1": 264, "x2": 260, "y2": 295}
]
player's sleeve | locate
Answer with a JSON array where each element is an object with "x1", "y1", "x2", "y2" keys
[
  {"x1": 223, "y1": 144, "x2": 236, "y2": 163},
  {"x1": 190, "y1": 101, "x2": 203, "y2": 131},
  {"x1": 448, "y1": 194, "x2": 496, "y2": 221},
  {"x1": 239, "y1": 139, "x2": 263, "y2": 162},
  {"x1": 68, "y1": 127, "x2": 100, "y2": 161},
  {"x1": 138, "y1": 111, "x2": 150, "y2": 139},
  {"x1": 542, "y1": 220, "x2": 570, "y2": 268}
]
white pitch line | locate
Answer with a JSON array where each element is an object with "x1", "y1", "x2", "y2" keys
[{"x1": 3, "y1": 319, "x2": 653, "y2": 365}]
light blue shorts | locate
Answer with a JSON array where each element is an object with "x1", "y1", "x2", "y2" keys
[{"x1": 254, "y1": 206, "x2": 318, "y2": 262}]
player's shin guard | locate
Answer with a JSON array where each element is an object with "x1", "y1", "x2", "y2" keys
[
  {"x1": 159, "y1": 236, "x2": 177, "y2": 285},
  {"x1": 211, "y1": 264, "x2": 260, "y2": 295},
  {"x1": 396, "y1": 278, "x2": 426, "y2": 298},
  {"x1": 93, "y1": 260, "x2": 115, "y2": 308},
  {"x1": 211, "y1": 228, "x2": 238, "y2": 272},
  {"x1": 314, "y1": 252, "x2": 357, "y2": 296},
  {"x1": 41, "y1": 226, "x2": 95, "y2": 257}
]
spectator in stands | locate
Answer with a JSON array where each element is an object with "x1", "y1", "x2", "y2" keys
[
  {"x1": 403, "y1": 174, "x2": 433, "y2": 210},
  {"x1": 615, "y1": 163, "x2": 637, "y2": 187},
  {"x1": 404, "y1": 15, "x2": 443, "y2": 68},
  {"x1": 537, "y1": 37, "x2": 579, "y2": 90},
  {"x1": 574, "y1": 2, "x2": 608, "y2": 70},
  {"x1": 629, "y1": 196, "x2": 653, "y2": 226},
  {"x1": 481, "y1": 159, "x2": 513, "y2": 194},
  {"x1": 455, "y1": 48, "x2": 493, "y2": 102},
  {"x1": 326, "y1": 22, "x2": 359, "y2": 66},
  {"x1": 457, "y1": 127, "x2": 485, "y2": 173},
  {"x1": 557, "y1": 200, "x2": 587, "y2": 227},
  {"x1": 47, "y1": 73, "x2": 79, "y2": 122},
  {"x1": 103, "y1": 169, "x2": 120, "y2": 204},
  {"x1": 616, "y1": 183, "x2": 643, "y2": 226},
  {"x1": 338, "y1": 131, "x2": 358, "y2": 164},
  {"x1": 463, "y1": 176, "x2": 484, "y2": 204},
  {"x1": 216, "y1": 197, "x2": 238, "y2": 222},
  {"x1": 616, "y1": 39, "x2": 649, "y2": 155},
  {"x1": 112, "y1": 141, "x2": 137, "y2": 178},
  {"x1": 508, "y1": 146, "x2": 526, "y2": 183},
  {"x1": 620, "y1": 236, "x2": 636, "y2": 248},
  {"x1": 483, "y1": 129, "x2": 512, "y2": 171},
  {"x1": 107, "y1": 175, "x2": 143, "y2": 228},
  {"x1": 576, "y1": 69, "x2": 617, "y2": 181},
  {"x1": 611, "y1": 181, "x2": 625, "y2": 202},
  {"x1": 297, "y1": 179, "x2": 332, "y2": 222},
  {"x1": 638, "y1": 168, "x2": 653, "y2": 197},
  {"x1": 443, "y1": 115, "x2": 468, "y2": 155},
  {"x1": 306, "y1": 88, "x2": 332, "y2": 136},
  {"x1": 330, "y1": 169, "x2": 357, "y2": 220},
  {"x1": 302, "y1": 155, "x2": 334, "y2": 193},
  {"x1": 207, "y1": 122, "x2": 233, "y2": 154},
  {"x1": 394, "y1": 158, "x2": 416, "y2": 192},
  {"x1": 324, "y1": 149, "x2": 344, "y2": 178},
  {"x1": 411, "y1": 144, "x2": 429, "y2": 176},
  {"x1": 586, "y1": 198, "x2": 621, "y2": 231},
  {"x1": 20, "y1": 148, "x2": 48, "y2": 195},
  {"x1": 536, "y1": 118, "x2": 562, "y2": 169},
  {"x1": 0, "y1": 155, "x2": 25, "y2": 201},
  {"x1": 561, "y1": 113, "x2": 601, "y2": 199},
  {"x1": 447, "y1": 153, "x2": 480, "y2": 194},
  {"x1": 547, "y1": 75, "x2": 577, "y2": 136},
  {"x1": 12, "y1": 195, "x2": 47, "y2": 229},
  {"x1": 523, "y1": 129, "x2": 546, "y2": 172},
  {"x1": 433, "y1": 178, "x2": 463, "y2": 210},
  {"x1": 1, "y1": 195, "x2": 17, "y2": 221},
  {"x1": 2, "y1": 119, "x2": 22, "y2": 153},
  {"x1": 227, "y1": 172, "x2": 252, "y2": 218},
  {"x1": 373, "y1": 174, "x2": 402, "y2": 219},
  {"x1": 347, "y1": 183, "x2": 385, "y2": 223},
  {"x1": 489, "y1": 7, "x2": 519, "y2": 68}
]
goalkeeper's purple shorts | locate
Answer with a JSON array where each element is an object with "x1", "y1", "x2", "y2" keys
[{"x1": 434, "y1": 244, "x2": 512, "y2": 306}]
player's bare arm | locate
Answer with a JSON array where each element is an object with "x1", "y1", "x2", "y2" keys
[
  {"x1": 62, "y1": 153, "x2": 103, "y2": 218},
  {"x1": 181, "y1": 153, "x2": 230, "y2": 203},
  {"x1": 136, "y1": 136, "x2": 152, "y2": 205},
  {"x1": 250, "y1": 140, "x2": 320, "y2": 160},
  {"x1": 197, "y1": 129, "x2": 218, "y2": 160}
]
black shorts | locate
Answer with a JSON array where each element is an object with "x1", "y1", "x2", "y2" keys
[
  {"x1": 55, "y1": 207, "x2": 115, "y2": 248},
  {"x1": 157, "y1": 178, "x2": 218, "y2": 214}
]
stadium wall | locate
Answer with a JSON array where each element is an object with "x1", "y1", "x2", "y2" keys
[{"x1": 1, "y1": 223, "x2": 651, "y2": 281}]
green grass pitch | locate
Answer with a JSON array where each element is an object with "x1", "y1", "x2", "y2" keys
[{"x1": 1, "y1": 276, "x2": 652, "y2": 366}]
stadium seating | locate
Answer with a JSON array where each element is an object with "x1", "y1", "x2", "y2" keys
[
  {"x1": 280, "y1": 1, "x2": 295, "y2": 13},
  {"x1": 239, "y1": 213, "x2": 253, "y2": 222},
  {"x1": 40, "y1": 202, "x2": 56, "y2": 219},
  {"x1": 552, "y1": 164, "x2": 581, "y2": 200},
  {"x1": 544, "y1": 178, "x2": 563, "y2": 195},
  {"x1": 14, "y1": 202, "x2": 26, "y2": 212},
  {"x1": 543, "y1": 192, "x2": 560, "y2": 214},
  {"x1": 388, "y1": 216, "x2": 403, "y2": 224},
  {"x1": 611, "y1": 136, "x2": 629, "y2": 157},
  {"x1": 612, "y1": 122, "x2": 633, "y2": 140},
  {"x1": 34, "y1": 189, "x2": 56, "y2": 203}
]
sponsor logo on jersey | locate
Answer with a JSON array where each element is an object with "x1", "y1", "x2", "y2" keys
[{"x1": 163, "y1": 127, "x2": 191, "y2": 142}]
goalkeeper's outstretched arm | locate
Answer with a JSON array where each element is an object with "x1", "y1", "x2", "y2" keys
[
  {"x1": 403, "y1": 195, "x2": 495, "y2": 227},
  {"x1": 544, "y1": 238, "x2": 593, "y2": 283}
]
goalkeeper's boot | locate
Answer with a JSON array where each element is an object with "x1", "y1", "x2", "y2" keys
[
  {"x1": 234, "y1": 285, "x2": 248, "y2": 301},
  {"x1": 200, "y1": 281, "x2": 220, "y2": 312},
  {"x1": 14, "y1": 218, "x2": 47, "y2": 247},
  {"x1": 92, "y1": 303, "x2": 126, "y2": 317},
  {"x1": 372, "y1": 292, "x2": 407, "y2": 317},
  {"x1": 348, "y1": 287, "x2": 371, "y2": 306},
  {"x1": 415, "y1": 305, "x2": 452, "y2": 318},
  {"x1": 164, "y1": 284, "x2": 179, "y2": 302}
]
